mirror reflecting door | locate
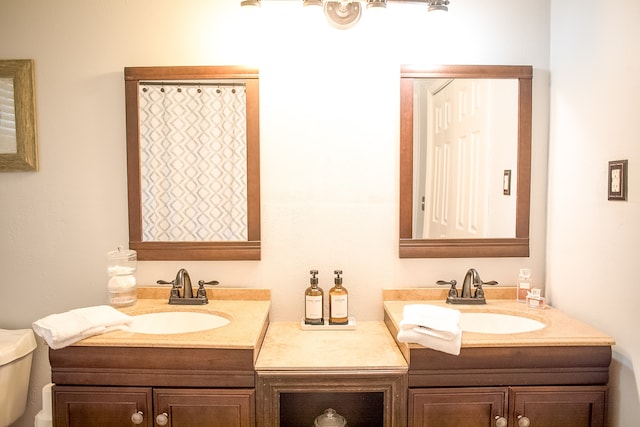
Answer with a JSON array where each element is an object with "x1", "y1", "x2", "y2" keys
[
  {"x1": 399, "y1": 65, "x2": 532, "y2": 258},
  {"x1": 413, "y1": 77, "x2": 519, "y2": 239}
]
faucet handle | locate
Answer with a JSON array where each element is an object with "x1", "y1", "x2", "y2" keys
[
  {"x1": 157, "y1": 279, "x2": 181, "y2": 298},
  {"x1": 479, "y1": 280, "x2": 498, "y2": 287},
  {"x1": 196, "y1": 280, "x2": 219, "y2": 300},
  {"x1": 437, "y1": 279, "x2": 458, "y2": 298},
  {"x1": 474, "y1": 280, "x2": 498, "y2": 299},
  {"x1": 199, "y1": 280, "x2": 220, "y2": 286}
]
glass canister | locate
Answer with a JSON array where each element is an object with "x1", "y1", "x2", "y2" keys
[
  {"x1": 106, "y1": 247, "x2": 137, "y2": 307},
  {"x1": 314, "y1": 408, "x2": 347, "y2": 427}
]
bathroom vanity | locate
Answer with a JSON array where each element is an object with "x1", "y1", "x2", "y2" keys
[
  {"x1": 49, "y1": 289, "x2": 270, "y2": 427},
  {"x1": 48, "y1": 287, "x2": 614, "y2": 427},
  {"x1": 384, "y1": 288, "x2": 614, "y2": 427}
]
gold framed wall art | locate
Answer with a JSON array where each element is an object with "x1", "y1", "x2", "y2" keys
[{"x1": 0, "y1": 59, "x2": 38, "y2": 171}]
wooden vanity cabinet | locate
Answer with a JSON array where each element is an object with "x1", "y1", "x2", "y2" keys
[
  {"x1": 256, "y1": 370, "x2": 407, "y2": 427},
  {"x1": 404, "y1": 345, "x2": 611, "y2": 427},
  {"x1": 53, "y1": 386, "x2": 255, "y2": 427},
  {"x1": 50, "y1": 346, "x2": 258, "y2": 427},
  {"x1": 409, "y1": 385, "x2": 607, "y2": 427}
]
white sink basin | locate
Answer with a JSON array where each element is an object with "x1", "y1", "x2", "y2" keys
[
  {"x1": 129, "y1": 311, "x2": 230, "y2": 335},
  {"x1": 460, "y1": 312, "x2": 545, "y2": 334}
]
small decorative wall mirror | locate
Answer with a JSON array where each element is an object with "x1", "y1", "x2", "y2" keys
[{"x1": 0, "y1": 59, "x2": 38, "y2": 171}]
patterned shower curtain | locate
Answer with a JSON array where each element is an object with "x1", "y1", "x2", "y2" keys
[{"x1": 138, "y1": 83, "x2": 248, "y2": 241}]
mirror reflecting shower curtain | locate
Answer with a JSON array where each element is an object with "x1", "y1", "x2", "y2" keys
[{"x1": 138, "y1": 83, "x2": 248, "y2": 241}]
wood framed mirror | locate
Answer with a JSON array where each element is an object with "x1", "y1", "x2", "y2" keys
[
  {"x1": 0, "y1": 59, "x2": 38, "y2": 171},
  {"x1": 399, "y1": 65, "x2": 532, "y2": 258},
  {"x1": 125, "y1": 66, "x2": 260, "y2": 260}
]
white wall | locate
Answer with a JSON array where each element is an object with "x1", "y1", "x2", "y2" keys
[
  {"x1": 0, "y1": 1, "x2": 553, "y2": 425},
  {"x1": 547, "y1": 1, "x2": 640, "y2": 425}
]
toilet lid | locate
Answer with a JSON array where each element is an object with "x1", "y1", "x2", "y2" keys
[{"x1": 0, "y1": 329, "x2": 36, "y2": 365}]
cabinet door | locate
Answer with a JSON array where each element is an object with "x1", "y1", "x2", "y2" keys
[
  {"x1": 409, "y1": 387, "x2": 508, "y2": 427},
  {"x1": 53, "y1": 385, "x2": 153, "y2": 427},
  {"x1": 154, "y1": 388, "x2": 255, "y2": 427},
  {"x1": 509, "y1": 386, "x2": 607, "y2": 427}
]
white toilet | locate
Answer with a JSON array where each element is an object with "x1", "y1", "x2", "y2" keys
[{"x1": 0, "y1": 329, "x2": 37, "y2": 427}]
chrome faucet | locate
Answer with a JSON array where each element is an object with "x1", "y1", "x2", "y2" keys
[
  {"x1": 437, "y1": 268, "x2": 498, "y2": 305},
  {"x1": 157, "y1": 268, "x2": 219, "y2": 305}
]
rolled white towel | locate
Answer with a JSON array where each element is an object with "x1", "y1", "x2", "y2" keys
[{"x1": 32, "y1": 305, "x2": 132, "y2": 349}]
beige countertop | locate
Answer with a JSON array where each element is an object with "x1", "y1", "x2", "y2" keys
[
  {"x1": 255, "y1": 321, "x2": 408, "y2": 372},
  {"x1": 74, "y1": 287, "x2": 270, "y2": 350},
  {"x1": 72, "y1": 285, "x2": 613, "y2": 368},
  {"x1": 384, "y1": 288, "x2": 615, "y2": 349}
]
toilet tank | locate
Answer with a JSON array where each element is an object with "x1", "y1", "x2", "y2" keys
[{"x1": 0, "y1": 329, "x2": 37, "y2": 427}]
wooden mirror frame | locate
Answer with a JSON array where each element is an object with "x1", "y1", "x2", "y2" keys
[
  {"x1": 0, "y1": 59, "x2": 38, "y2": 171},
  {"x1": 399, "y1": 65, "x2": 532, "y2": 258},
  {"x1": 125, "y1": 66, "x2": 260, "y2": 260}
]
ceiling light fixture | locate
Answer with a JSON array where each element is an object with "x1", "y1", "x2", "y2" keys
[
  {"x1": 427, "y1": 0, "x2": 449, "y2": 12},
  {"x1": 324, "y1": 1, "x2": 362, "y2": 29},
  {"x1": 240, "y1": 0, "x2": 449, "y2": 29},
  {"x1": 366, "y1": 0, "x2": 388, "y2": 9}
]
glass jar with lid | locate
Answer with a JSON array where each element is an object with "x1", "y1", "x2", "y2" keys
[{"x1": 314, "y1": 408, "x2": 347, "y2": 427}]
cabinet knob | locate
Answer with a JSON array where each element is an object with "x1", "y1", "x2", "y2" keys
[
  {"x1": 494, "y1": 415, "x2": 507, "y2": 427},
  {"x1": 130, "y1": 411, "x2": 144, "y2": 425},
  {"x1": 156, "y1": 412, "x2": 169, "y2": 426},
  {"x1": 517, "y1": 415, "x2": 531, "y2": 427}
]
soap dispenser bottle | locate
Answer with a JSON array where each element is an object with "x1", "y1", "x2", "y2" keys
[
  {"x1": 329, "y1": 270, "x2": 349, "y2": 325},
  {"x1": 305, "y1": 270, "x2": 324, "y2": 325}
]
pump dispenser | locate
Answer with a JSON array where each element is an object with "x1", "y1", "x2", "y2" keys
[
  {"x1": 305, "y1": 270, "x2": 324, "y2": 325},
  {"x1": 329, "y1": 270, "x2": 349, "y2": 325}
]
